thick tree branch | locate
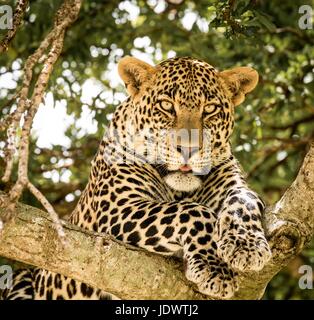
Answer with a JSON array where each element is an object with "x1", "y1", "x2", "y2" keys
[
  {"x1": 0, "y1": 193, "x2": 206, "y2": 300},
  {"x1": 0, "y1": 143, "x2": 313, "y2": 300}
]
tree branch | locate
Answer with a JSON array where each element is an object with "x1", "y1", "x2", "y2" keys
[
  {"x1": 247, "y1": 139, "x2": 310, "y2": 179},
  {"x1": 0, "y1": 143, "x2": 314, "y2": 300},
  {"x1": 0, "y1": 192, "x2": 206, "y2": 300},
  {"x1": 268, "y1": 115, "x2": 314, "y2": 131},
  {"x1": 0, "y1": 0, "x2": 82, "y2": 245}
]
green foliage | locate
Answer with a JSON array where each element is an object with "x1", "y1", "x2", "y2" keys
[{"x1": 1, "y1": 0, "x2": 314, "y2": 299}]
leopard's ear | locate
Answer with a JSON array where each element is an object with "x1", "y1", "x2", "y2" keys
[
  {"x1": 219, "y1": 67, "x2": 259, "y2": 106},
  {"x1": 118, "y1": 56, "x2": 156, "y2": 97}
]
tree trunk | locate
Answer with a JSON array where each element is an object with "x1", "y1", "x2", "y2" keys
[{"x1": 0, "y1": 142, "x2": 314, "y2": 300}]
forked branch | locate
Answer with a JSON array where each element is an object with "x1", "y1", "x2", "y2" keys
[{"x1": 0, "y1": 0, "x2": 82, "y2": 245}]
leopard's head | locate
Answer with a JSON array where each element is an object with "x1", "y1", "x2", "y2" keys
[{"x1": 117, "y1": 56, "x2": 258, "y2": 192}]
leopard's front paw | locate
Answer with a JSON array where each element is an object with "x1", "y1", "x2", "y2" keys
[
  {"x1": 214, "y1": 214, "x2": 271, "y2": 271},
  {"x1": 185, "y1": 255, "x2": 239, "y2": 299}
]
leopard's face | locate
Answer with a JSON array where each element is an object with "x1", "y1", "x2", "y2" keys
[
  {"x1": 148, "y1": 58, "x2": 234, "y2": 192},
  {"x1": 118, "y1": 56, "x2": 258, "y2": 192}
]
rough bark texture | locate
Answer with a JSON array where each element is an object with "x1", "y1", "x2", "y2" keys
[{"x1": 0, "y1": 142, "x2": 313, "y2": 300}]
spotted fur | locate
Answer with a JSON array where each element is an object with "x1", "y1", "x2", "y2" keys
[{"x1": 2, "y1": 56, "x2": 271, "y2": 300}]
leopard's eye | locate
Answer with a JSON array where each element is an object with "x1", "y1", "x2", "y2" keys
[
  {"x1": 157, "y1": 100, "x2": 175, "y2": 115},
  {"x1": 160, "y1": 100, "x2": 174, "y2": 111},
  {"x1": 203, "y1": 103, "x2": 220, "y2": 118}
]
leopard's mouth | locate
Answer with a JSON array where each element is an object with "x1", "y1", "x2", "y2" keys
[
  {"x1": 155, "y1": 162, "x2": 205, "y2": 192},
  {"x1": 178, "y1": 164, "x2": 193, "y2": 173},
  {"x1": 171, "y1": 164, "x2": 210, "y2": 176}
]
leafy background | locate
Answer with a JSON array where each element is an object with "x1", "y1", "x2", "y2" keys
[{"x1": 1, "y1": 0, "x2": 314, "y2": 299}]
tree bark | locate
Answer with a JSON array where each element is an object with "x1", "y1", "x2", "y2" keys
[{"x1": 0, "y1": 142, "x2": 314, "y2": 300}]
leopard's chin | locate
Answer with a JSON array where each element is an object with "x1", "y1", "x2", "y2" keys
[{"x1": 164, "y1": 172, "x2": 202, "y2": 192}]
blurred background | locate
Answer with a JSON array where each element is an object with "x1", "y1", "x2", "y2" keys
[{"x1": 0, "y1": 0, "x2": 314, "y2": 299}]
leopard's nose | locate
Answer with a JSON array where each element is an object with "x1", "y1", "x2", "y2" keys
[{"x1": 176, "y1": 146, "x2": 199, "y2": 162}]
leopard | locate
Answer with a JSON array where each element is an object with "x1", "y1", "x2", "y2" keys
[{"x1": 2, "y1": 56, "x2": 271, "y2": 300}]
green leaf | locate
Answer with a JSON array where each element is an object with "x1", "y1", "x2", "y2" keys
[{"x1": 252, "y1": 10, "x2": 277, "y2": 31}]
